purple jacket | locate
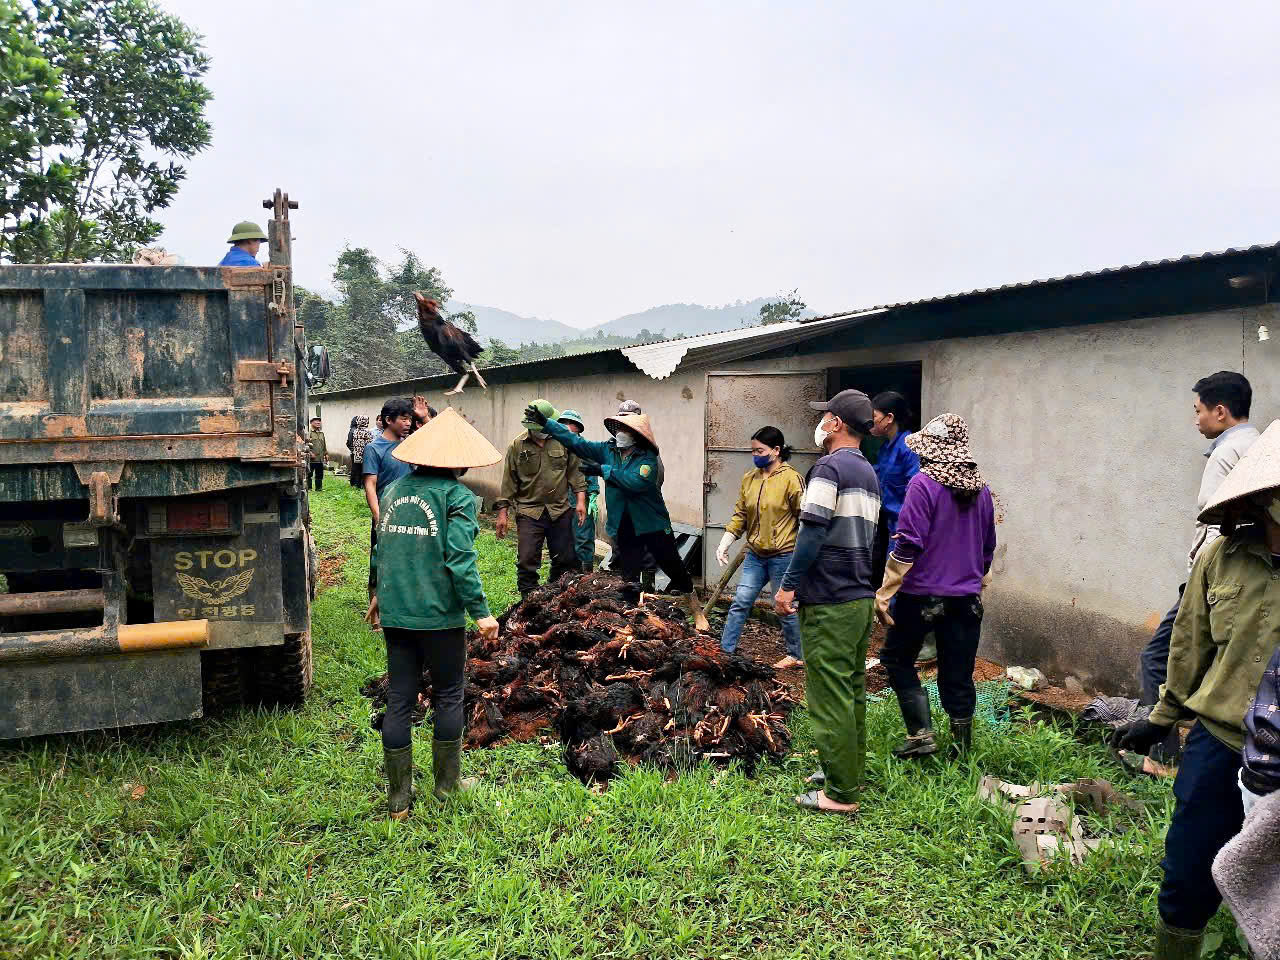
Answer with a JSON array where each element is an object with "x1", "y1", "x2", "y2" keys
[{"x1": 891, "y1": 472, "x2": 996, "y2": 597}]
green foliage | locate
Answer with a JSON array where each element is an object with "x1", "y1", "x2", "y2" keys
[
  {"x1": 3, "y1": 0, "x2": 211, "y2": 263},
  {"x1": 0, "y1": 482, "x2": 1231, "y2": 960},
  {"x1": 0, "y1": 0, "x2": 79, "y2": 244},
  {"x1": 758, "y1": 288, "x2": 806, "y2": 325}
]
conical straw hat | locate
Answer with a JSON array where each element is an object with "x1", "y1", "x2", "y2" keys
[
  {"x1": 1198, "y1": 419, "x2": 1280, "y2": 524},
  {"x1": 392, "y1": 407, "x2": 502, "y2": 469},
  {"x1": 603, "y1": 412, "x2": 658, "y2": 451}
]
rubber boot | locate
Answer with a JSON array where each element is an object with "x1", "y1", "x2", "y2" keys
[
  {"x1": 687, "y1": 589, "x2": 711, "y2": 633},
  {"x1": 948, "y1": 715, "x2": 973, "y2": 759},
  {"x1": 432, "y1": 737, "x2": 477, "y2": 799},
  {"x1": 384, "y1": 745, "x2": 413, "y2": 820},
  {"x1": 916, "y1": 637, "x2": 938, "y2": 663},
  {"x1": 1154, "y1": 921, "x2": 1204, "y2": 960},
  {"x1": 892, "y1": 687, "x2": 938, "y2": 758}
]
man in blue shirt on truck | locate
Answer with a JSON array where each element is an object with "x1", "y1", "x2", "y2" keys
[{"x1": 219, "y1": 221, "x2": 268, "y2": 266}]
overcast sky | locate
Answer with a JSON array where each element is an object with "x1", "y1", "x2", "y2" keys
[{"x1": 156, "y1": 0, "x2": 1280, "y2": 329}]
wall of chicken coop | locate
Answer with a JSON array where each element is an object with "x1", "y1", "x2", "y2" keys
[{"x1": 316, "y1": 302, "x2": 1279, "y2": 697}]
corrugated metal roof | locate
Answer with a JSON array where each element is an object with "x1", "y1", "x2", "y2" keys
[
  {"x1": 620, "y1": 309, "x2": 887, "y2": 380},
  {"x1": 802, "y1": 243, "x2": 1280, "y2": 321}
]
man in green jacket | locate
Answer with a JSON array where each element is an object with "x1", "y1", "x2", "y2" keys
[
  {"x1": 306, "y1": 416, "x2": 326, "y2": 491},
  {"x1": 495, "y1": 399, "x2": 587, "y2": 598},
  {"x1": 1112, "y1": 420, "x2": 1280, "y2": 960},
  {"x1": 557, "y1": 410, "x2": 600, "y2": 571},
  {"x1": 365, "y1": 408, "x2": 502, "y2": 819}
]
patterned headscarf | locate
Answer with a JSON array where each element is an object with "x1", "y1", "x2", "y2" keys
[
  {"x1": 351, "y1": 415, "x2": 374, "y2": 465},
  {"x1": 905, "y1": 413, "x2": 985, "y2": 493}
]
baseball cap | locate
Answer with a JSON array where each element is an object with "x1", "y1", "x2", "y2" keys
[{"x1": 808, "y1": 389, "x2": 874, "y2": 431}]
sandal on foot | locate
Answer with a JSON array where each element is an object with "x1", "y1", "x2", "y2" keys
[{"x1": 794, "y1": 790, "x2": 859, "y2": 816}]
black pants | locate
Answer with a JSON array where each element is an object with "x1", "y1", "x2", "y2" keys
[
  {"x1": 881, "y1": 593, "x2": 983, "y2": 719},
  {"x1": 615, "y1": 513, "x2": 658, "y2": 581},
  {"x1": 516, "y1": 511, "x2": 580, "y2": 596},
  {"x1": 615, "y1": 512, "x2": 693, "y2": 594},
  {"x1": 1158, "y1": 722, "x2": 1245, "y2": 930},
  {"x1": 308, "y1": 462, "x2": 324, "y2": 490},
  {"x1": 368, "y1": 520, "x2": 378, "y2": 599},
  {"x1": 1138, "y1": 585, "x2": 1186, "y2": 761},
  {"x1": 382, "y1": 626, "x2": 467, "y2": 750},
  {"x1": 871, "y1": 507, "x2": 894, "y2": 589}
]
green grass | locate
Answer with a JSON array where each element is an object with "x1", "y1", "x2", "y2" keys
[{"x1": 0, "y1": 483, "x2": 1244, "y2": 959}]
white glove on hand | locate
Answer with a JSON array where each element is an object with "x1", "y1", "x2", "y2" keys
[{"x1": 716, "y1": 531, "x2": 736, "y2": 567}]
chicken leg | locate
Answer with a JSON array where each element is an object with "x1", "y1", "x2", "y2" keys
[
  {"x1": 470, "y1": 362, "x2": 488, "y2": 390},
  {"x1": 444, "y1": 372, "x2": 471, "y2": 396}
]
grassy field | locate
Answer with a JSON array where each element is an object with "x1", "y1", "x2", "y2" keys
[{"x1": 0, "y1": 482, "x2": 1244, "y2": 959}]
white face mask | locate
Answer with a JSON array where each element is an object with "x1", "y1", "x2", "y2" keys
[
  {"x1": 813, "y1": 416, "x2": 834, "y2": 449},
  {"x1": 615, "y1": 430, "x2": 635, "y2": 449}
]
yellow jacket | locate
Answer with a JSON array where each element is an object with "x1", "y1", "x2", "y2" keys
[{"x1": 725, "y1": 463, "x2": 805, "y2": 557}]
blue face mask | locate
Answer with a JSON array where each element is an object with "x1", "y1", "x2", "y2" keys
[{"x1": 753, "y1": 453, "x2": 774, "y2": 469}]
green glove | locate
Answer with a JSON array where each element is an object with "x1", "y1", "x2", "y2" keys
[{"x1": 587, "y1": 491, "x2": 599, "y2": 518}]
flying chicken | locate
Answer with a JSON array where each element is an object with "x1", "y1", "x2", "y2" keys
[{"x1": 413, "y1": 292, "x2": 488, "y2": 395}]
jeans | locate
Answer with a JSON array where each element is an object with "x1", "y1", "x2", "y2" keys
[
  {"x1": 1159, "y1": 722, "x2": 1245, "y2": 931},
  {"x1": 799, "y1": 598, "x2": 873, "y2": 803},
  {"x1": 1140, "y1": 586, "x2": 1185, "y2": 705},
  {"x1": 516, "y1": 511, "x2": 580, "y2": 596},
  {"x1": 382, "y1": 626, "x2": 467, "y2": 750},
  {"x1": 720, "y1": 549, "x2": 802, "y2": 658},
  {"x1": 881, "y1": 593, "x2": 983, "y2": 720},
  {"x1": 308, "y1": 462, "x2": 324, "y2": 490}
]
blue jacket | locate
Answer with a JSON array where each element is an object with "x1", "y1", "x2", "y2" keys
[
  {"x1": 219, "y1": 247, "x2": 260, "y2": 267},
  {"x1": 541, "y1": 419, "x2": 672, "y2": 537},
  {"x1": 874, "y1": 430, "x2": 920, "y2": 531}
]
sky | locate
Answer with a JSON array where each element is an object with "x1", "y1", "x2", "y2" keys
[{"x1": 156, "y1": 0, "x2": 1280, "y2": 329}]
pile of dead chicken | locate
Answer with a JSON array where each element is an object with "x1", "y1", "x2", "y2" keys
[{"x1": 363, "y1": 572, "x2": 797, "y2": 783}]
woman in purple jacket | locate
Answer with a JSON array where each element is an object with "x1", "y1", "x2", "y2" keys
[{"x1": 874, "y1": 413, "x2": 996, "y2": 759}]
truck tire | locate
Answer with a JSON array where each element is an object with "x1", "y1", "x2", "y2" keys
[
  {"x1": 201, "y1": 649, "x2": 248, "y2": 713},
  {"x1": 248, "y1": 630, "x2": 312, "y2": 708}
]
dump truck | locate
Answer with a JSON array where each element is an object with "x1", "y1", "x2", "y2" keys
[{"x1": 0, "y1": 190, "x2": 328, "y2": 739}]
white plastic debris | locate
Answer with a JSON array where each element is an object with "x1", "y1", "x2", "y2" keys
[{"x1": 1006, "y1": 666, "x2": 1046, "y2": 690}]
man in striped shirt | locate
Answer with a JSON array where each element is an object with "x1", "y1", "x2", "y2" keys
[{"x1": 776, "y1": 389, "x2": 881, "y2": 815}]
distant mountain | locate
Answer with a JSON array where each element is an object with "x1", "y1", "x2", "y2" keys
[
  {"x1": 446, "y1": 301, "x2": 581, "y2": 345},
  {"x1": 588, "y1": 299, "x2": 814, "y2": 340}
]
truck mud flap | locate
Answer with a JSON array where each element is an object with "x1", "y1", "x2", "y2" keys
[{"x1": 0, "y1": 648, "x2": 203, "y2": 740}]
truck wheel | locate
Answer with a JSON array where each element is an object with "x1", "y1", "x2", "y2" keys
[
  {"x1": 201, "y1": 649, "x2": 247, "y2": 713},
  {"x1": 248, "y1": 630, "x2": 313, "y2": 708}
]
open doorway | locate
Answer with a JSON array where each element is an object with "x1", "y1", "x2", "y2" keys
[{"x1": 826, "y1": 362, "x2": 923, "y2": 466}]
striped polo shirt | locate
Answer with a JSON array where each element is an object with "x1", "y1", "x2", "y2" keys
[{"x1": 794, "y1": 446, "x2": 881, "y2": 605}]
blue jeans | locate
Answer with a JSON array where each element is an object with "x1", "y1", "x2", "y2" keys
[{"x1": 720, "y1": 549, "x2": 802, "y2": 659}]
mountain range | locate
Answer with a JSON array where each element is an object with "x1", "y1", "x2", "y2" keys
[{"x1": 447, "y1": 297, "x2": 810, "y2": 345}]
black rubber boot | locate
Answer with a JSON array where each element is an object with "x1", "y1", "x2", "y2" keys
[
  {"x1": 892, "y1": 688, "x2": 937, "y2": 758},
  {"x1": 1154, "y1": 921, "x2": 1204, "y2": 960},
  {"x1": 384, "y1": 745, "x2": 413, "y2": 820},
  {"x1": 948, "y1": 715, "x2": 973, "y2": 759},
  {"x1": 432, "y1": 737, "x2": 478, "y2": 799}
]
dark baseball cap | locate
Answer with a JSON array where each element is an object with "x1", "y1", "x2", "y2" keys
[{"x1": 809, "y1": 389, "x2": 874, "y2": 430}]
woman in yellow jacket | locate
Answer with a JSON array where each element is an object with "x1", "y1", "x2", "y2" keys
[{"x1": 716, "y1": 426, "x2": 806, "y2": 667}]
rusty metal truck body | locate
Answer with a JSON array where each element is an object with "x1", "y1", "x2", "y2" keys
[{"x1": 0, "y1": 191, "x2": 318, "y2": 739}]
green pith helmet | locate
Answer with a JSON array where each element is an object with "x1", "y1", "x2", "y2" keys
[
  {"x1": 227, "y1": 221, "x2": 268, "y2": 243},
  {"x1": 557, "y1": 409, "x2": 586, "y2": 430},
  {"x1": 523, "y1": 398, "x2": 559, "y2": 431}
]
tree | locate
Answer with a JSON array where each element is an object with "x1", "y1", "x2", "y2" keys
[
  {"x1": 479, "y1": 339, "x2": 521, "y2": 367},
  {"x1": 758, "y1": 289, "x2": 806, "y2": 325},
  {"x1": 0, "y1": 0, "x2": 79, "y2": 256},
  {"x1": 7, "y1": 0, "x2": 211, "y2": 262}
]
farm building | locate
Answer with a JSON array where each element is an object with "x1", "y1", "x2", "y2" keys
[{"x1": 316, "y1": 243, "x2": 1280, "y2": 697}]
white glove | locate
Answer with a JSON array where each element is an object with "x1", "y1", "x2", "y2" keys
[{"x1": 716, "y1": 531, "x2": 736, "y2": 567}]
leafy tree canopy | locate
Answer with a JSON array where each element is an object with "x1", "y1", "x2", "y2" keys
[{"x1": 758, "y1": 289, "x2": 807, "y2": 325}]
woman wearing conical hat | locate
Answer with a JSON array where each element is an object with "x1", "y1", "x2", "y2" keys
[
  {"x1": 364, "y1": 408, "x2": 502, "y2": 820},
  {"x1": 525, "y1": 404, "x2": 711, "y2": 632},
  {"x1": 1111, "y1": 419, "x2": 1280, "y2": 960}
]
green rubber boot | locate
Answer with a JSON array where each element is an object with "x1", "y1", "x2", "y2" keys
[
  {"x1": 384, "y1": 745, "x2": 413, "y2": 820},
  {"x1": 1154, "y1": 921, "x2": 1204, "y2": 960},
  {"x1": 892, "y1": 687, "x2": 938, "y2": 758},
  {"x1": 432, "y1": 737, "x2": 478, "y2": 799}
]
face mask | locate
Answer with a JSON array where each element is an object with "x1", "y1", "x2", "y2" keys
[
  {"x1": 813, "y1": 417, "x2": 834, "y2": 449},
  {"x1": 753, "y1": 453, "x2": 774, "y2": 469},
  {"x1": 614, "y1": 430, "x2": 635, "y2": 449}
]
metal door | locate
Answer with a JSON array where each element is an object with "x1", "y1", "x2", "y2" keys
[{"x1": 703, "y1": 370, "x2": 827, "y2": 587}]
